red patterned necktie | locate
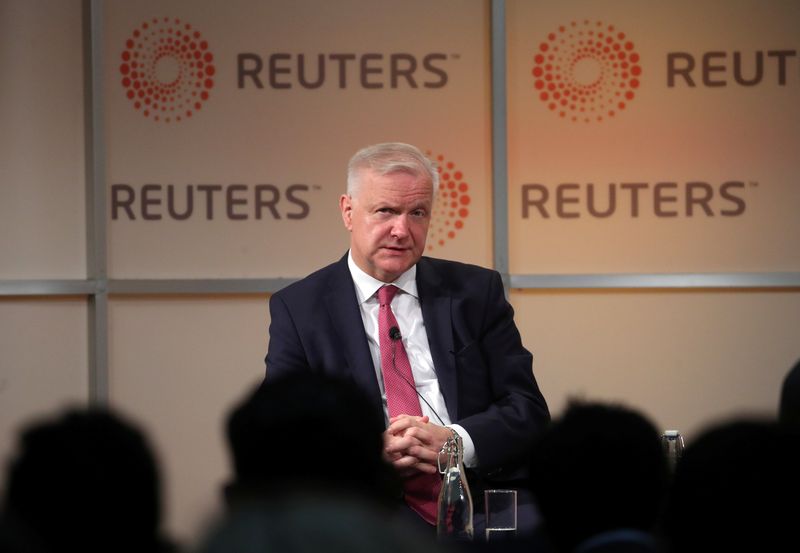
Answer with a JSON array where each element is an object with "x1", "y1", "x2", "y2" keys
[{"x1": 378, "y1": 284, "x2": 441, "y2": 525}]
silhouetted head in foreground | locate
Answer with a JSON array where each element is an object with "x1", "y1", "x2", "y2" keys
[
  {"x1": 779, "y1": 357, "x2": 800, "y2": 428},
  {"x1": 529, "y1": 400, "x2": 668, "y2": 553},
  {"x1": 662, "y1": 418, "x2": 800, "y2": 553},
  {"x1": 224, "y1": 372, "x2": 400, "y2": 508},
  {"x1": 1, "y1": 408, "x2": 166, "y2": 553}
]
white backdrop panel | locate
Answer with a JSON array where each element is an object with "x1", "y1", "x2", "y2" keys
[
  {"x1": 0, "y1": 0, "x2": 86, "y2": 278},
  {"x1": 105, "y1": 0, "x2": 492, "y2": 278},
  {"x1": 507, "y1": 0, "x2": 800, "y2": 274}
]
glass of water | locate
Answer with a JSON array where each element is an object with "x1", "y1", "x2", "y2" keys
[{"x1": 484, "y1": 489, "x2": 517, "y2": 541}]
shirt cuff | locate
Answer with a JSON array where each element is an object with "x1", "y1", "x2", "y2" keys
[{"x1": 448, "y1": 424, "x2": 478, "y2": 468}]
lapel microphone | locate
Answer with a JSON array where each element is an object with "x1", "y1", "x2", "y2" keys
[{"x1": 388, "y1": 326, "x2": 446, "y2": 426}]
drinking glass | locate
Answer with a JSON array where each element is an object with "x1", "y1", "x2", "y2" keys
[{"x1": 484, "y1": 489, "x2": 517, "y2": 541}]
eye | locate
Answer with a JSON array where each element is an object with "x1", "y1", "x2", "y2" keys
[
  {"x1": 374, "y1": 207, "x2": 395, "y2": 218},
  {"x1": 411, "y1": 209, "x2": 428, "y2": 218}
]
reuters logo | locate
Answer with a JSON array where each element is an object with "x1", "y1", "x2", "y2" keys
[
  {"x1": 426, "y1": 151, "x2": 471, "y2": 251},
  {"x1": 119, "y1": 17, "x2": 215, "y2": 123},
  {"x1": 532, "y1": 20, "x2": 641, "y2": 123}
]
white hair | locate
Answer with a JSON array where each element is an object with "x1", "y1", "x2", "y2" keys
[{"x1": 346, "y1": 142, "x2": 440, "y2": 197}]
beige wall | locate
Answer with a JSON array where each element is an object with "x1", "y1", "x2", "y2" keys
[
  {"x1": 0, "y1": 0, "x2": 88, "y2": 502},
  {"x1": 107, "y1": 295, "x2": 266, "y2": 542},
  {"x1": 511, "y1": 289, "x2": 800, "y2": 439},
  {"x1": 0, "y1": 297, "x2": 89, "y2": 501},
  {"x1": 0, "y1": 0, "x2": 86, "y2": 278}
]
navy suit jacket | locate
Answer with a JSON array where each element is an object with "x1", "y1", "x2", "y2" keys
[{"x1": 265, "y1": 254, "x2": 549, "y2": 481}]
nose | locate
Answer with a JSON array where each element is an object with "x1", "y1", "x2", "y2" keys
[{"x1": 390, "y1": 214, "x2": 410, "y2": 239}]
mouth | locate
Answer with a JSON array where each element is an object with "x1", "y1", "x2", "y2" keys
[{"x1": 381, "y1": 245, "x2": 409, "y2": 254}]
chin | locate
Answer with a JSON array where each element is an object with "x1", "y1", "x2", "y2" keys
[
  {"x1": 376, "y1": 260, "x2": 415, "y2": 280},
  {"x1": 379, "y1": 263, "x2": 410, "y2": 277}
]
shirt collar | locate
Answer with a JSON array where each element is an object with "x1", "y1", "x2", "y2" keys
[{"x1": 347, "y1": 250, "x2": 418, "y2": 304}]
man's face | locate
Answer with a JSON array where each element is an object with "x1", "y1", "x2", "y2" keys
[{"x1": 340, "y1": 169, "x2": 433, "y2": 283}]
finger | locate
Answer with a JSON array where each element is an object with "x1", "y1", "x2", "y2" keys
[
  {"x1": 390, "y1": 414, "x2": 430, "y2": 424},
  {"x1": 414, "y1": 461, "x2": 440, "y2": 475},
  {"x1": 391, "y1": 454, "x2": 440, "y2": 476},
  {"x1": 395, "y1": 459, "x2": 440, "y2": 476},
  {"x1": 405, "y1": 444, "x2": 440, "y2": 463},
  {"x1": 399, "y1": 426, "x2": 435, "y2": 445},
  {"x1": 384, "y1": 434, "x2": 424, "y2": 455},
  {"x1": 391, "y1": 454, "x2": 424, "y2": 470},
  {"x1": 382, "y1": 448, "x2": 402, "y2": 462},
  {"x1": 385, "y1": 440, "x2": 423, "y2": 457},
  {"x1": 387, "y1": 416, "x2": 428, "y2": 435}
]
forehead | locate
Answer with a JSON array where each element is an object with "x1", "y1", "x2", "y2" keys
[{"x1": 359, "y1": 169, "x2": 433, "y2": 202}]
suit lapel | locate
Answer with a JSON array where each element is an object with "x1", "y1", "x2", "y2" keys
[
  {"x1": 323, "y1": 255, "x2": 383, "y2": 409},
  {"x1": 417, "y1": 258, "x2": 458, "y2": 421}
]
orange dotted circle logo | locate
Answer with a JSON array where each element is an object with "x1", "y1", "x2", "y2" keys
[
  {"x1": 532, "y1": 20, "x2": 642, "y2": 123},
  {"x1": 119, "y1": 17, "x2": 215, "y2": 123},
  {"x1": 426, "y1": 151, "x2": 471, "y2": 252}
]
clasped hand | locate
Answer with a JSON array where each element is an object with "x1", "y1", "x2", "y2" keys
[{"x1": 383, "y1": 414, "x2": 451, "y2": 478}]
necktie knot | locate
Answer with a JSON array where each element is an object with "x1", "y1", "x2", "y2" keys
[{"x1": 378, "y1": 284, "x2": 399, "y2": 306}]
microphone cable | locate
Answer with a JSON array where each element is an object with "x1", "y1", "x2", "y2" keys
[{"x1": 388, "y1": 325, "x2": 447, "y2": 426}]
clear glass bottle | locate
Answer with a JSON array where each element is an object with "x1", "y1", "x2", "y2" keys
[
  {"x1": 436, "y1": 430, "x2": 474, "y2": 541},
  {"x1": 661, "y1": 429, "x2": 685, "y2": 472}
]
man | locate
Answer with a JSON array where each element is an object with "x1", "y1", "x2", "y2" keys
[{"x1": 265, "y1": 142, "x2": 549, "y2": 533}]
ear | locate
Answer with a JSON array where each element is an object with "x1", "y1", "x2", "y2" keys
[{"x1": 340, "y1": 194, "x2": 353, "y2": 231}]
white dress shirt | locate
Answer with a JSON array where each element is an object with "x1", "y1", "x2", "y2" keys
[{"x1": 347, "y1": 251, "x2": 476, "y2": 466}]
